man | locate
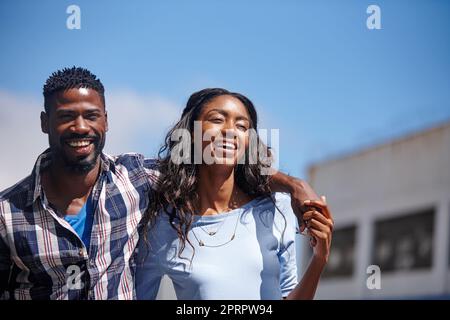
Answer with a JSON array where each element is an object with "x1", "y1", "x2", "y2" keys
[{"x1": 0, "y1": 67, "x2": 321, "y2": 300}]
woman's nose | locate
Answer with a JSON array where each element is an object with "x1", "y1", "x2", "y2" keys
[
  {"x1": 220, "y1": 120, "x2": 236, "y2": 134},
  {"x1": 220, "y1": 129, "x2": 238, "y2": 143}
]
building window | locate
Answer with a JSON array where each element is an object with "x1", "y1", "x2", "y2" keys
[
  {"x1": 321, "y1": 225, "x2": 356, "y2": 279},
  {"x1": 372, "y1": 208, "x2": 434, "y2": 272}
]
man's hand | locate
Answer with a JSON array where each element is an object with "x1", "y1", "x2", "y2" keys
[
  {"x1": 288, "y1": 177, "x2": 321, "y2": 219},
  {"x1": 269, "y1": 172, "x2": 321, "y2": 223}
]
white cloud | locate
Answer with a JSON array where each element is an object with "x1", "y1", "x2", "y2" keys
[
  {"x1": 0, "y1": 89, "x2": 181, "y2": 190},
  {"x1": 0, "y1": 90, "x2": 47, "y2": 190},
  {"x1": 104, "y1": 89, "x2": 181, "y2": 155}
]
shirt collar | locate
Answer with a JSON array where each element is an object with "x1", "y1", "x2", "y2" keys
[{"x1": 26, "y1": 148, "x2": 112, "y2": 207}]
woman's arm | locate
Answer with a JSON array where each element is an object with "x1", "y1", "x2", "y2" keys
[
  {"x1": 286, "y1": 255, "x2": 327, "y2": 300},
  {"x1": 286, "y1": 197, "x2": 334, "y2": 300}
]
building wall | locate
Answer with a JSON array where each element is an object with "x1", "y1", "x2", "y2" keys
[
  {"x1": 154, "y1": 122, "x2": 450, "y2": 300},
  {"x1": 306, "y1": 122, "x2": 450, "y2": 299}
]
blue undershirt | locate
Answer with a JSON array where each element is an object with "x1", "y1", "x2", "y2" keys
[{"x1": 64, "y1": 195, "x2": 94, "y2": 250}]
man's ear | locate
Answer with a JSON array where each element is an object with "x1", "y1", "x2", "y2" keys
[
  {"x1": 105, "y1": 111, "x2": 108, "y2": 132},
  {"x1": 40, "y1": 111, "x2": 49, "y2": 134}
]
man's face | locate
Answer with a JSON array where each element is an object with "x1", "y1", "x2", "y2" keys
[{"x1": 41, "y1": 87, "x2": 108, "y2": 173}]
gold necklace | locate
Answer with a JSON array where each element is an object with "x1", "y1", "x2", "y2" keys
[
  {"x1": 191, "y1": 212, "x2": 241, "y2": 248},
  {"x1": 197, "y1": 210, "x2": 232, "y2": 236}
]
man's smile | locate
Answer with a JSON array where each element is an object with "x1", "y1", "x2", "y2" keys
[{"x1": 63, "y1": 138, "x2": 96, "y2": 157}]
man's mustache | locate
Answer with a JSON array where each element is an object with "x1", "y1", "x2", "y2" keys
[{"x1": 60, "y1": 133, "x2": 100, "y2": 144}]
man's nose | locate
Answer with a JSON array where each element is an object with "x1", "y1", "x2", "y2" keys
[{"x1": 71, "y1": 115, "x2": 90, "y2": 134}]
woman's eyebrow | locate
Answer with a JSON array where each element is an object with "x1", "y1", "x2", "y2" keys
[
  {"x1": 235, "y1": 116, "x2": 250, "y2": 122},
  {"x1": 206, "y1": 108, "x2": 227, "y2": 116},
  {"x1": 206, "y1": 109, "x2": 250, "y2": 122}
]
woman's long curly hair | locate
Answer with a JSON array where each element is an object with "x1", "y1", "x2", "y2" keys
[{"x1": 141, "y1": 88, "x2": 276, "y2": 259}]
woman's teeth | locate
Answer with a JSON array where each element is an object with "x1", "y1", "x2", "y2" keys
[{"x1": 215, "y1": 142, "x2": 236, "y2": 150}]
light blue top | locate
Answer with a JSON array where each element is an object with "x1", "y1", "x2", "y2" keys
[{"x1": 135, "y1": 193, "x2": 298, "y2": 300}]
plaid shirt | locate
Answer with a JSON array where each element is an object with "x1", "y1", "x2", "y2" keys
[{"x1": 0, "y1": 149, "x2": 158, "y2": 300}]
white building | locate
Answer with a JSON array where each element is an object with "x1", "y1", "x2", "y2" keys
[
  {"x1": 156, "y1": 121, "x2": 450, "y2": 299},
  {"x1": 304, "y1": 121, "x2": 450, "y2": 299}
]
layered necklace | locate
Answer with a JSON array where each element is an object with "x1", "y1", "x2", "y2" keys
[
  {"x1": 197, "y1": 210, "x2": 231, "y2": 236},
  {"x1": 191, "y1": 211, "x2": 241, "y2": 248}
]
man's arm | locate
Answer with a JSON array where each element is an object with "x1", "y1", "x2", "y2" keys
[{"x1": 269, "y1": 171, "x2": 321, "y2": 219}]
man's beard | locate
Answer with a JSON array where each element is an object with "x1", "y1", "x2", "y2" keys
[{"x1": 50, "y1": 133, "x2": 105, "y2": 174}]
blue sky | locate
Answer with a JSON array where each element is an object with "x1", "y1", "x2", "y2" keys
[{"x1": 1, "y1": 0, "x2": 449, "y2": 187}]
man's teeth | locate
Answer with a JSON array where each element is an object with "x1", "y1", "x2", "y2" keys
[{"x1": 67, "y1": 141, "x2": 91, "y2": 147}]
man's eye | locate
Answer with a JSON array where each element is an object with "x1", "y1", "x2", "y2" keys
[
  {"x1": 86, "y1": 115, "x2": 99, "y2": 121},
  {"x1": 58, "y1": 114, "x2": 73, "y2": 120}
]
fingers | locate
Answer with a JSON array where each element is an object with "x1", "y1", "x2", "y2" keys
[
  {"x1": 308, "y1": 228, "x2": 329, "y2": 241},
  {"x1": 302, "y1": 199, "x2": 327, "y2": 211},
  {"x1": 299, "y1": 222, "x2": 307, "y2": 233},
  {"x1": 307, "y1": 227, "x2": 332, "y2": 248},
  {"x1": 302, "y1": 198, "x2": 332, "y2": 220},
  {"x1": 303, "y1": 210, "x2": 334, "y2": 231},
  {"x1": 301, "y1": 199, "x2": 326, "y2": 207},
  {"x1": 303, "y1": 208, "x2": 333, "y2": 249},
  {"x1": 306, "y1": 218, "x2": 333, "y2": 248},
  {"x1": 305, "y1": 216, "x2": 333, "y2": 235}
]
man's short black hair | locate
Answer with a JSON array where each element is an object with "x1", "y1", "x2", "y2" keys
[{"x1": 43, "y1": 66, "x2": 105, "y2": 112}]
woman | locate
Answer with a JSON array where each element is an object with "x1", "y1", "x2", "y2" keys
[{"x1": 136, "y1": 88, "x2": 333, "y2": 299}]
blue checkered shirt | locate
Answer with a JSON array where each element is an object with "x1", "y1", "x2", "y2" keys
[{"x1": 0, "y1": 149, "x2": 158, "y2": 300}]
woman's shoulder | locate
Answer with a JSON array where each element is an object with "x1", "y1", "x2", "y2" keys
[
  {"x1": 250, "y1": 193, "x2": 297, "y2": 241},
  {"x1": 272, "y1": 193, "x2": 297, "y2": 226},
  {"x1": 247, "y1": 192, "x2": 292, "y2": 212},
  {"x1": 273, "y1": 192, "x2": 291, "y2": 205}
]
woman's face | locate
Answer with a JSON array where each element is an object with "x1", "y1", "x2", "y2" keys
[{"x1": 196, "y1": 95, "x2": 251, "y2": 166}]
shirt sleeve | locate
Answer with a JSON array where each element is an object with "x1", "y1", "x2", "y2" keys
[
  {"x1": 134, "y1": 236, "x2": 163, "y2": 300},
  {"x1": 0, "y1": 214, "x2": 12, "y2": 300},
  {"x1": 143, "y1": 158, "x2": 160, "y2": 190},
  {"x1": 274, "y1": 193, "x2": 299, "y2": 298}
]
